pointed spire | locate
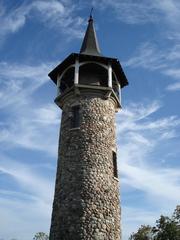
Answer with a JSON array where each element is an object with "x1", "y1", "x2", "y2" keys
[{"x1": 80, "y1": 10, "x2": 101, "y2": 56}]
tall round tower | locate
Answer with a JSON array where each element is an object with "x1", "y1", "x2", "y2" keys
[{"x1": 48, "y1": 15, "x2": 128, "y2": 240}]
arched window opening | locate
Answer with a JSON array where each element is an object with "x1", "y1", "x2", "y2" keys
[
  {"x1": 60, "y1": 67, "x2": 74, "y2": 94},
  {"x1": 79, "y1": 63, "x2": 108, "y2": 87}
]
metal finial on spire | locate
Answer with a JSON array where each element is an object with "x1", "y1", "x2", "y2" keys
[
  {"x1": 90, "y1": 8, "x2": 93, "y2": 17},
  {"x1": 89, "y1": 7, "x2": 93, "y2": 21}
]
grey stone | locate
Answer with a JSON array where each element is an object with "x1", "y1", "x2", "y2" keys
[{"x1": 49, "y1": 94, "x2": 121, "y2": 239}]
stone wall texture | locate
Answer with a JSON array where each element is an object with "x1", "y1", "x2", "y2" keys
[{"x1": 50, "y1": 93, "x2": 121, "y2": 240}]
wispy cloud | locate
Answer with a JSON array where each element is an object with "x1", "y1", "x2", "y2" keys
[
  {"x1": 124, "y1": 42, "x2": 180, "y2": 69},
  {"x1": 0, "y1": 155, "x2": 53, "y2": 202},
  {"x1": 1, "y1": 99, "x2": 179, "y2": 239},
  {"x1": 90, "y1": 0, "x2": 180, "y2": 92},
  {"x1": 0, "y1": 0, "x2": 84, "y2": 42},
  {"x1": 0, "y1": 59, "x2": 58, "y2": 238},
  {"x1": 117, "y1": 100, "x2": 180, "y2": 238},
  {"x1": 0, "y1": 104, "x2": 59, "y2": 155},
  {"x1": 0, "y1": 153, "x2": 54, "y2": 239},
  {"x1": 166, "y1": 81, "x2": 180, "y2": 91},
  {"x1": 0, "y1": 61, "x2": 59, "y2": 155},
  {"x1": 0, "y1": 196, "x2": 51, "y2": 240},
  {"x1": 0, "y1": 2, "x2": 180, "y2": 239},
  {"x1": 0, "y1": 61, "x2": 52, "y2": 108},
  {"x1": 93, "y1": 0, "x2": 161, "y2": 24},
  {"x1": 93, "y1": 0, "x2": 180, "y2": 27},
  {"x1": 124, "y1": 42, "x2": 180, "y2": 91},
  {"x1": 122, "y1": 207, "x2": 162, "y2": 240},
  {"x1": 157, "y1": 0, "x2": 180, "y2": 27}
]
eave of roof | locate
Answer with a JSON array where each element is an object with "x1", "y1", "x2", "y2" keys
[{"x1": 48, "y1": 53, "x2": 128, "y2": 88}]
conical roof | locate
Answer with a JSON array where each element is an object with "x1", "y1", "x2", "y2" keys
[{"x1": 80, "y1": 15, "x2": 101, "y2": 56}]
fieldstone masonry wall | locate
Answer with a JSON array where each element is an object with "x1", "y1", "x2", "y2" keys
[{"x1": 50, "y1": 93, "x2": 121, "y2": 240}]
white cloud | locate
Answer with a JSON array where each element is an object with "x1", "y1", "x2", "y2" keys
[
  {"x1": 33, "y1": 104, "x2": 60, "y2": 125},
  {"x1": 157, "y1": 0, "x2": 180, "y2": 27},
  {"x1": 0, "y1": 64, "x2": 59, "y2": 236},
  {"x1": 0, "y1": 0, "x2": 84, "y2": 41},
  {"x1": 0, "y1": 2, "x2": 179, "y2": 239},
  {"x1": 0, "y1": 61, "x2": 59, "y2": 155},
  {"x1": 0, "y1": 4, "x2": 27, "y2": 37},
  {"x1": 124, "y1": 43, "x2": 166, "y2": 70},
  {"x1": 164, "y1": 68, "x2": 180, "y2": 79},
  {"x1": 0, "y1": 61, "x2": 52, "y2": 109},
  {"x1": 32, "y1": 0, "x2": 65, "y2": 16},
  {"x1": 122, "y1": 207, "x2": 161, "y2": 240},
  {"x1": 0, "y1": 57, "x2": 179, "y2": 240},
  {"x1": 124, "y1": 42, "x2": 180, "y2": 91},
  {"x1": 0, "y1": 99, "x2": 179, "y2": 240},
  {"x1": 0, "y1": 59, "x2": 58, "y2": 239},
  {"x1": 120, "y1": 163, "x2": 180, "y2": 203},
  {"x1": 117, "y1": 101, "x2": 180, "y2": 135},
  {"x1": 166, "y1": 81, "x2": 180, "y2": 91},
  {"x1": 92, "y1": 0, "x2": 161, "y2": 24},
  {"x1": 117, "y1": 101, "x2": 180, "y2": 239},
  {"x1": 0, "y1": 195, "x2": 51, "y2": 240},
  {"x1": 31, "y1": 0, "x2": 84, "y2": 38},
  {"x1": 93, "y1": 0, "x2": 180, "y2": 26},
  {"x1": 0, "y1": 155, "x2": 53, "y2": 239},
  {"x1": 0, "y1": 104, "x2": 59, "y2": 155},
  {"x1": 118, "y1": 101, "x2": 161, "y2": 122},
  {"x1": 124, "y1": 42, "x2": 180, "y2": 71},
  {"x1": 91, "y1": 1, "x2": 180, "y2": 92},
  {"x1": 0, "y1": 156, "x2": 54, "y2": 203}
]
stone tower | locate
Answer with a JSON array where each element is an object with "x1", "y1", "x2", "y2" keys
[{"x1": 48, "y1": 15, "x2": 128, "y2": 240}]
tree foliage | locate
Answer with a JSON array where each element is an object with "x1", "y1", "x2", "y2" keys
[
  {"x1": 129, "y1": 225, "x2": 152, "y2": 240},
  {"x1": 33, "y1": 232, "x2": 49, "y2": 240},
  {"x1": 129, "y1": 206, "x2": 180, "y2": 240}
]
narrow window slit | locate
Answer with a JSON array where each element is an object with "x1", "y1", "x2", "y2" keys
[
  {"x1": 71, "y1": 105, "x2": 80, "y2": 128},
  {"x1": 113, "y1": 151, "x2": 118, "y2": 178}
]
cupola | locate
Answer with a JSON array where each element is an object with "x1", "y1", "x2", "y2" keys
[{"x1": 48, "y1": 14, "x2": 128, "y2": 109}]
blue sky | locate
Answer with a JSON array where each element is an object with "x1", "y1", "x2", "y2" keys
[{"x1": 0, "y1": 0, "x2": 180, "y2": 239}]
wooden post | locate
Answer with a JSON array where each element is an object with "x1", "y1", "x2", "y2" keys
[
  {"x1": 108, "y1": 63, "x2": 112, "y2": 88},
  {"x1": 74, "y1": 59, "x2": 79, "y2": 85}
]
